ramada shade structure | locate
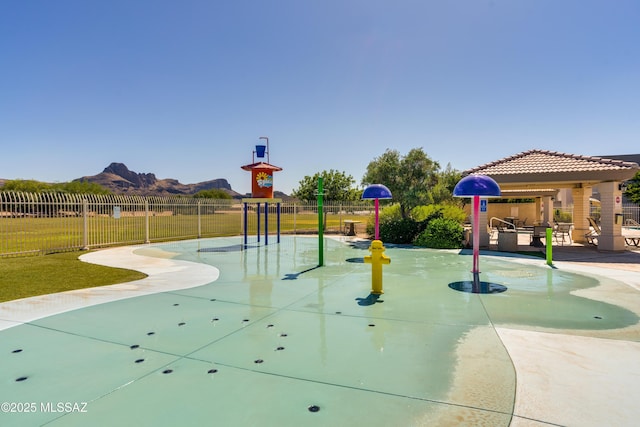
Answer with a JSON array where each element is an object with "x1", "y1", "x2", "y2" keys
[{"x1": 463, "y1": 149, "x2": 639, "y2": 251}]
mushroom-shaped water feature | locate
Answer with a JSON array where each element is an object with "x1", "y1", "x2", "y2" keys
[
  {"x1": 452, "y1": 175, "x2": 506, "y2": 294},
  {"x1": 362, "y1": 184, "x2": 392, "y2": 240}
]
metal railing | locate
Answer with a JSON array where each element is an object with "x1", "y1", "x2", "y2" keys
[
  {"x1": 557, "y1": 204, "x2": 640, "y2": 225},
  {"x1": 0, "y1": 192, "x2": 375, "y2": 257},
  {"x1": 489, "y1": 217, "x2": 516, "y2": 230},
  {"x1": 623, "y1": 204, "x2": 640, "y2": 225}
]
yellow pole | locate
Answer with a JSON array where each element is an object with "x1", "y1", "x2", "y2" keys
[{"x1": 364, "y1": 240, "x2": 391, "y2": 294}]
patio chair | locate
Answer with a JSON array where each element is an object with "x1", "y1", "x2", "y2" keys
[
  {"x1": 487, "y1": 224, "x2": 499, "y2": 245},
  {"x1": 625, "y1": 236, "x2": 640, "y2": 247},
  {"x1": 553, "y1": 223, "x2": 572, "y2": 245},
  {"x1": 585, "y1": 217, "x2": 601, "y2": 246},
  {"x1": 515, "y1": 217, "x2": 528, "y2": 228}
]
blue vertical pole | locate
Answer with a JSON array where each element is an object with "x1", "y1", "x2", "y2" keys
[
  {"x1": 243, "y1": 202, "x2": 248, "y2": 247},
  {"x1": 257, "y1": 203, "x2": 260, "y2": 243},
  {"x1": 265, "y1": 202, "x2": 269, "y2": 245},
  {"x1": 277, "y1": 202, "x2": 281, "y2": 243}
]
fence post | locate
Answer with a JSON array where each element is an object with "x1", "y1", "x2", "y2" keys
[
  {"x1": 197, "y1": 201, "x2": 202, "y2": 238},
  {"x1": 82, "y1": 199, "x2": 89, "y2": 250},
  {"x1": 145, "y1": 200, "x2": 150, "y2": 244},
  {"x1": 293, "y1": 203, "x2": 297, "y2": 235}
]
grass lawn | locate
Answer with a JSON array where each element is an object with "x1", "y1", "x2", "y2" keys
[{"x1": 0, "y1": 251, "x2": 147, "y2": 303}]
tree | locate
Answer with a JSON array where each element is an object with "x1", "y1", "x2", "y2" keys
[
  {"x1": 1, "y1": 179, "x2": 111, "y2": 195},
  {"x1": 193, "y1": 189, "x2": 232, "y2": 199},
  {"x1": 1, "y1": 179, "x2": 52, "y2": 193},
  {"x1": 431, "y1": 163, "x2": 462, "y2": 205},
  {"x1": 54, "y1": 180, "x2": 111, "y2": 194},
  {"x1": 362, "y1": 148, "x2": 440, "y2": 218},
  {"x1": 625, "y1": 171, "x2": 640, "y2": 204},
  {"x1": 292, "y1": 170, "x2": 360, "y2": 201}
]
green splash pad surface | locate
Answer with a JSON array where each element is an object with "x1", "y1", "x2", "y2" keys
[{"x1": 1, "y1": 236, "x2": 637, "y2": 426}]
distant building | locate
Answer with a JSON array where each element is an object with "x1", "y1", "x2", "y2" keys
[{"x1": 598, "y1": 154, "x2": 640, "y2": 165}]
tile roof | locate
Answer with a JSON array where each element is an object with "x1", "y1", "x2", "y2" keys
[
  {"x1": 466, "y1": 149, "x2": 639, "y2": 176},
  {"x1": 240, "y1": 162, "x2": 283, "y2": 171}
]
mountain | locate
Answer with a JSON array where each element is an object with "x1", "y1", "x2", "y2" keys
[{"x1": 76, "y1": 162, "x2": 243, "y2": 197}]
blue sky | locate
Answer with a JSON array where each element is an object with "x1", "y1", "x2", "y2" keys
[{"x1": 2, "y1": 0, "x2": 639, "y2": 195}]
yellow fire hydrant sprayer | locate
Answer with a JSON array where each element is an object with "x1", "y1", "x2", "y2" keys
[{"x1": 364, "y1": 240, "x2": 390, "y2": 294}]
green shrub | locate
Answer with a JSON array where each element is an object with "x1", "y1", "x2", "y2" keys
[
  {"x1": 413, "y1": 218, "x2": 464, "y2": 249},
  {"x1": 377, "y1": 218, "x2": 424, "y2": 244},
  {"x1": 366, "y1": 204, "x2": 402, "y2": 237},
  {"x1": 554, "y1": 209, "x2": 572, "y2": 223},
  {"x1": 367, "y1": 203, "x2": 466, "y2": 244},
  {"x1": 379, "y1": 204, "x2": 403, "y2": 222},
  {"x1": 412, "y1": 204, "x2": 466, "y2": 223},
  {"x1": 440, "y1": 204, "x2": 467, "y2": 223},
  {"x1": 411, "y1": 205, "x2": 443, "y2": 222}
]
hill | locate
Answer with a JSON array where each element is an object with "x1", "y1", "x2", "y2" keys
[
  {"x1": 76, "y1": 162, "x2": 243, "y2": 197},
  {"x1": 1, "y1": 163, "x2": 293, "y2": 199}
]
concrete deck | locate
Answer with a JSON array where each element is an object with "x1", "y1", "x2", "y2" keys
[{"x1": 486, "y1": 233, "x2": 640, "y2": 426}]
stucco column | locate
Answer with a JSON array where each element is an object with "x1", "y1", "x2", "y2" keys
[
  {"x1": 542, "y1": 196, "x2": 553, "y2": 226},
  {"x1": 598, "y1": 181, "x2": 625, "y2": 251},
  {"x1": 535, "y1": 198, "x2": 542, "y2": 224},
  {"x1": 571, "y1": 186, "x2": 592, "y2": 243}
]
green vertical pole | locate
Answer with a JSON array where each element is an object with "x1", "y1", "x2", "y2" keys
[
  {"x1": 546, "y1": 227, "x2": 553, "y2": 265},
  {"x1": 318, "y1": 177, "x2": 324, "y2": 266}
]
